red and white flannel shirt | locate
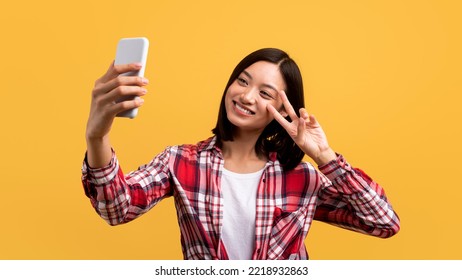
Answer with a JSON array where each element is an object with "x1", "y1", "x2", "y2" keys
[{"x1": 81, "y1": 136, "x2": 400, "y2": 260}]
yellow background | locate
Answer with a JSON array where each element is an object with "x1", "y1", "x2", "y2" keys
[{"x1": 1, "y1": 0, "x2": 461, "y2": 259}]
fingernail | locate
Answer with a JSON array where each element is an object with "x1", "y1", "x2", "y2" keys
[{"x1": 142, "y1": 78, "x2": 149, "y2": 84}]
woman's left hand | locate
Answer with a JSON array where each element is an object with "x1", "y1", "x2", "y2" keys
[{"x1": 267, "y1": 91, "x2": 337, "y2": 166}]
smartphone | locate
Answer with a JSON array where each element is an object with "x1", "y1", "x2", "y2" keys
[{"x1": 114, "y1": 37, "x2": 149, "y2": 118}]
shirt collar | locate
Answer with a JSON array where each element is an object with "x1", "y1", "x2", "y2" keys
[
  {"x1": 197, "y1": 136, "x2": 278, "y2": 164},
  {"x1": 197, "y1": 136, "x2": 220, "y2": 152}
]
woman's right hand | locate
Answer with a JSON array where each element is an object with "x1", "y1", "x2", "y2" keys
[
  {"x1": 85, "y1": 62, "x2": 149, "y2": 168},
  {"x1": 86, "y1": 62, "x2": 149, "y2": 140}
]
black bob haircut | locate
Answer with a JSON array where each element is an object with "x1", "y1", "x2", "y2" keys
[{"x1": 212, "y1": 48, "x2": 305, "y2": 171}]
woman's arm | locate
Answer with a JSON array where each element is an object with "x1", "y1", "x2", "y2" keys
[
  {"x1": 315, "y1": 156, "x2": 400, "y2": 237},
  {"x1": 82, "y1": 61, "x2": 160, "y2": 225},
  {"x1": 268, "y1": 90, "x2": 400, "y2": 237},
  {"x1": 82, "y1": 147, "x2": 173, "y2": 226},
  {"x1": 85, "y1": 61, "x2": 148, "y2": 168}
]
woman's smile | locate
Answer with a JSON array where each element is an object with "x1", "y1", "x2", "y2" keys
[{"x1": 233, "y1": 101, "x2": 255, "y2": 116}]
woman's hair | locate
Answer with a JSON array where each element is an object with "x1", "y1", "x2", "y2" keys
[{"x1": 212, "y1": 48, "x2": 305, "y2": 171}]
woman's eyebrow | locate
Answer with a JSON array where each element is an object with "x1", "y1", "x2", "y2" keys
[
  {"x1": 242, "y1": 70, "x2": 253, "y2": 80},
  {"x1": 242, "y1": 70, "x2": 278, "y2": 93}
]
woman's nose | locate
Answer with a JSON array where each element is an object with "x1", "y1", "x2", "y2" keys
[{"x1": 240, "y1": 88, "x2": 256, "y2": 105}]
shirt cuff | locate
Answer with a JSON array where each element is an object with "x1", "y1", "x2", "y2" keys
[
  {"x1": 82, "y1": 149, "x2": 119, "y2": 185},
  {"x1": 318, "y1": 154, "x2": 352, "y2": 181}
]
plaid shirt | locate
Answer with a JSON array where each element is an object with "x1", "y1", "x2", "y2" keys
[{"x1": 82, "y1": 136, "x2": 400, "y2": 260}]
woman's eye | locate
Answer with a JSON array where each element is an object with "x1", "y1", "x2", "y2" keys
[
  {"x1": 237, "y1": 77, "x2": 248, "y2": 85},
  {"x1": 260, "y1": 91, "x2": 273, "y2": 99}
]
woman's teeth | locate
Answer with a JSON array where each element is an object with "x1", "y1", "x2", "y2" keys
[{"x1": 235, "y1": 102, "x2": 254, "y2": 115}]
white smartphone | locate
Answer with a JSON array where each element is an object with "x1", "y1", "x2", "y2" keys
[{"x1": 114, "y1": 37, "x2": 149, "y2": 118}]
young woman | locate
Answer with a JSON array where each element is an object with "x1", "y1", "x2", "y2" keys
[{"x1": 82, "y1": 48, "x2": 400, "y2": 260}]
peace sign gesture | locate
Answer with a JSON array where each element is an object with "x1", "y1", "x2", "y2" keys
[{"x1": 267, "y1": 91, "x2": 337, "y2": 166}]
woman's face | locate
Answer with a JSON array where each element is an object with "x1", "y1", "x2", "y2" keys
[{"x1": 225, "y1": 61, "x2": 287, "y2": 134}]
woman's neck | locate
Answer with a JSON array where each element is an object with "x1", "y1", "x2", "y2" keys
[{"x1": 221, "y1": 131, "x2": 267, "y2": 173}]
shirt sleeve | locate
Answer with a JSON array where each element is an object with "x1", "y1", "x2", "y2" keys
[
  {"x1": 81, "y1": 147, "x2": 173, "y2": 226},
  {"x1": 314, "y1": 154, "x2": 400, "y2": 238}
]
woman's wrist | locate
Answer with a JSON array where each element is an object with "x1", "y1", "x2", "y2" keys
[
  {"x1": 86, "y1": 135, "x2": 112, "y2": 168},
  {"x1": 314, "y1": 147, "x2": 337, "y2": 166}
]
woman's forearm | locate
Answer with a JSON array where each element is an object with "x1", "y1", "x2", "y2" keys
[{"x1": 86, "y1": 135, "x2": 112, "y2": 168}]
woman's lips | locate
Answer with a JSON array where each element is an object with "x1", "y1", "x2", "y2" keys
[{"x1": 233, "y1": 101, "x2": 255, "y2": 115}]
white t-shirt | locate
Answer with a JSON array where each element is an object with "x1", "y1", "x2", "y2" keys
[{"x1": 221, "y1": 167, "x2": 263, "y2": 259}]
